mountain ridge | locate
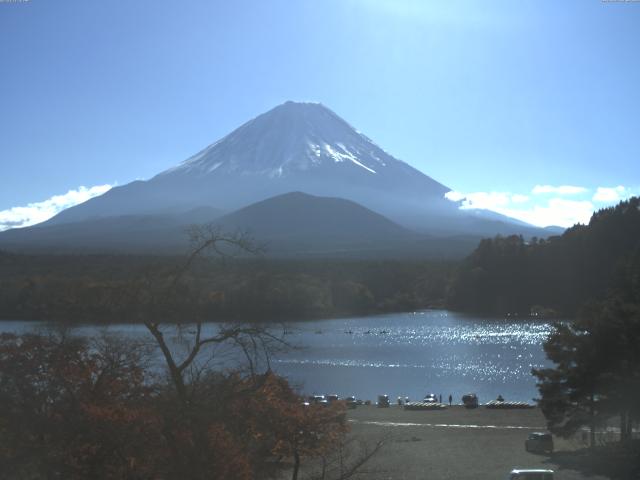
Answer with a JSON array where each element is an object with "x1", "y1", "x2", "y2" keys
[
  {"x1": 47, "y1": 101, "x2": 455, "y2": 228},
  {"x1": 0, "y1": 101, "x2": 560, "y2": 255},
  {"x1": 0, "y1": 192, "x2": 481, "y2": 258}
]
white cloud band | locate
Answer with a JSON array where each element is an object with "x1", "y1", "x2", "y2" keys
[
  {"x1": 445, "y1": 184, "x2": 638, "y2": 228},
  {"x1": 0, "y1": 184, "x2": 112, "y2": 232},
  {"x1": 593, "y1": 186, "x2": 625, "y2": 203}
]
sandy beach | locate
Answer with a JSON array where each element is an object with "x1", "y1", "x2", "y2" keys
[{"x1": 315, "y1": 405, "x2": 614, "y2": 480}]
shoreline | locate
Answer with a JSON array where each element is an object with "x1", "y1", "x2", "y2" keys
[{"x1": 327, "y1": 405, "x2": 610, "y2": 480}]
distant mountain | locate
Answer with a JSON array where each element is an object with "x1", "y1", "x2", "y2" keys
[
  {"x1": 214, "y1": 192, "x2": 427, "y2": 257},
  {"x1": 0, "y1": 192, "x2": 480, "y2": 258},
  {"x1": 217, "y1": 191, "x2": 409, "y2": 240},
  {"x1": 0, "y1": 207, "x2": 223, "y2": 254},
  {"x1": 40, "y1": 102, "x2": 547, "y2": 235},
  {"x1": 543, "y1": 225, "x2": 565, "y2": 236},
  {"x1": 44, "y1": 102, "x2": 448, "y2": 228},
  {"x1": 0, "y1": 101, "x2": 558, "y2": 255}
]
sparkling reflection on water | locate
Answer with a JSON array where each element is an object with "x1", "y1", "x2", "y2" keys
[
  {"x1": 0, "y1": 310, "x2": 555, "y2": 403},
  {"x1": 273, "y1": 310, "x2": 554, "y2": 403}
]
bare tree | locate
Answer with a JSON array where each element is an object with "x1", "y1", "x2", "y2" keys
[
  {"x1": 141, "y1": 224, "x2": 284, "y2": 405},
  {"x1": 135, "y1": 224, "x2": 384, "y2": 479}
]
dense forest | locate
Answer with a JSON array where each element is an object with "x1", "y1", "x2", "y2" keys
[
  {"x1": 447, "y1": 197, "x2": 640, "y2": 316},
  {"x1": 0, "y1": 251, "x2": 454, "y2": 323},
  {"x1": 2, "y1": 197, "x2": 639, "y2": 323},
  {"x1": 527, "y1": 201, "x2": 640, "y2": 469}
]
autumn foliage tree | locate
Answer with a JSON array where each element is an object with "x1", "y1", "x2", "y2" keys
[
  {"x1": 0, "y1": 330, "x2": 352, "y2": 480},
  {"x1": 0, "y1": 331, "x2": 162, "y2": 479},
  {"x1": 228, "y1": 373, "x2": 349, "y2": 480}
]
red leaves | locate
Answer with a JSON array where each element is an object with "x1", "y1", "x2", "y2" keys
[
  {"x1": 0, "y1": 333, "x2": 162, "y2": 479},
  {"x1": 226, "y1": 372, "x2": 349, "y2": 460},
  {"x1": 0, "y1": 334, "x2": 349, "y2": 479},
  {"x1": 207, "y1": 424, "x2": 253, "y2": 480}
]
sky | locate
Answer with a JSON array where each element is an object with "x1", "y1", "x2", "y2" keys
[{"x1": 1, "y1": 0, "x2": 639, "y2": 230}]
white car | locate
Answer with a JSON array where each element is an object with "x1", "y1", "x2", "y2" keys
[
  {"x1": 507, "y1": 469, "x2": 554, "y2": 480},
  {"x1": 309, "y1": 395, "x2": 328, "y2": 406},
  {"x1": 423, "y1": 393, "x2": 438, "y2": 403}
]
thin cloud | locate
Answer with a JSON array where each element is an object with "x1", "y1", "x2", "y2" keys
[
  {"x1": 593, "y1": 185, "x2": 625, "y2": 203},
  {"x1": 497, "y1": 199, "x2": 594, "y2": 228},
  {"x1": 464, "y1": 191, "x2": 511, "y2": 209},
  {"x1": 445, "y1": 187, "x2": 601, "y2": 228},
  {"x1": 445, "y1": 190, "x2": 511, "y2": 209},
  {"x1": 444, "y1": 190, "x2": 466, "y2": 202},
  {"x1": 0, "y1": 184, "x2": 112, "y2": 231},
  {"x1": 532, "y1": 185, "x2": 588, "y2": 195}
]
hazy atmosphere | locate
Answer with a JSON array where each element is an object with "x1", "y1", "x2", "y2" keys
[
  {"x1": 1, "y1": 1, "x2": 639, "y2": 230},
  {"x1": 1, "y1": 2, "x2": 640, "y2": 480}
]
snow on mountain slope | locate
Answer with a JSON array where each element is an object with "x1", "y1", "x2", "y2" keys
[
  {"x1": 158, "y1": 101, "x2": 407, "y2": 179},
  {"x1": 39, "y1": 101, "x2": 547, "y2": 238},
  {"x1": 47, "y1": 101, "x2": 455, "y2": 228},
  {"x1": 150, "y1": 100, "x2": 452, "y2": 212}
]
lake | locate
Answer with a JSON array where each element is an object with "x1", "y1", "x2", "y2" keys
[{"x1": 0, "y1": 310, "x2": 554, "y2": 404}]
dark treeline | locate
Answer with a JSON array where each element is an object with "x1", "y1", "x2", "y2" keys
[
  {"x1": 1, "y1": 227, "x2": 386, "y2": 480},
  {"x1": 519, "y1": 202, "x2": 640, "y2": 464},
  {"x1": 0, "y1": 252, "x2": 455, "y2": 322},
  {"x1": 534, "y1": 299, "x2": 640, "y2": 447},
  {"x1": 3, "y1": 197, "x2": 639, "y2": 322},
  {"x1": 448, "y1": 197, "x2": 640, "y2": 316}
]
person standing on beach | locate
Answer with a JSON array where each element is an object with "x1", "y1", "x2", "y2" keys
[{"x1": 448, "y1": 394, "x2": 452, "y2": 406}]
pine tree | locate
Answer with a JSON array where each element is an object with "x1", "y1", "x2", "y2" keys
[{"x1": 533, "y1": 298, "x2": 640, "y2": 446}]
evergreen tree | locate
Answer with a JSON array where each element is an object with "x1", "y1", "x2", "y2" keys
[
  {"x1": 448, "y1": 197, "x2": 640, "y2": 316},
  {"x1": 533, "y1": 298, "x2": 640, "y2": 445}
]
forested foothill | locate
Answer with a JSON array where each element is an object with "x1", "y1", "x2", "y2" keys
[
  {"x1": 0, "y1": 250, "x2": 454, "y2": 323},
  {"x1": 2, "y1": 198, "x2": 639, "y2": 324},
  {"x1": 519, "y1": 198, "x2": 640, "y2": 476},
  {"x1": 448, "y1": 197, "x2": 640, "y2": 317}
]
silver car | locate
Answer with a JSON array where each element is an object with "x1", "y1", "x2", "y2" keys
[{"x1": 508, "y1": 469, "x2": 554, "y2": 480}]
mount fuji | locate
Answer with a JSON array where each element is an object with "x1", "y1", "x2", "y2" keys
[{"x1": 0, "y1": 101, "x2": 556, "y2": 256}]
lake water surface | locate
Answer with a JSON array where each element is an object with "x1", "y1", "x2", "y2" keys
[{"x1": 0, "y1": 310, "x2": 554, "y2": 404}]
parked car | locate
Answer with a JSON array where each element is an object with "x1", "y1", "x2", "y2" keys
[
  {"x1": 525, "y1": 432, "x2": 554, "y2": 454},
  {"x1": 507, "y1": 469, "x2": 554, "y2": 480},
  {"x1": 326, "y1": 394, "x2": 340, "y2": 403},
  {"x1": 377, "y1": 394, "x2": 390, "y2": 407},
  {"x1": 462, "y1": 393, "x2": 479, "y2": 408},
  {"x1": 346, "y1": 396, "x2": 358, "y2": 409},
  {"x1": 309, "y1": 395, "x2": 328, "y2": 406},
  {"x1": 423, "y1": 393, "x2": 438, "y2": 403}
]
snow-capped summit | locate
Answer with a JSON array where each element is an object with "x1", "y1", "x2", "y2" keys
[
  {"x1": 48, "y1": 101, "x2": 456, "y2": 229},
  {"x1": 158, "y1": 101, "x2": 417, "y2": 180},
  {"x1": 41, "y1": 101, "x2": 545, "y2": 239}
]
